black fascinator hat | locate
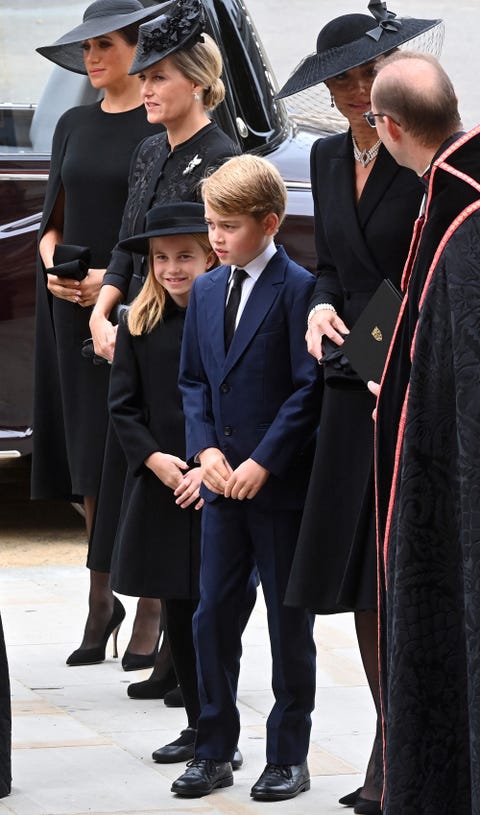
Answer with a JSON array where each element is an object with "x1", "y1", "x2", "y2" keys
[
  {"x1": 118, "y1": 201, "x2": 207, "y2": 255},
  {"x1": 276, "y1": 0, "x2": 442, "y2": 99},
  {"x1": 36, "y1": 0, "x2": 167, "y2": 75},
  {"x1": 128, "y1": 0, "x2": 206, "y2": 74}
]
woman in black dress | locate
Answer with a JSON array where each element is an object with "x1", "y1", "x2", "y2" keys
[
  {"x1": 276, "y1": 4, "x2": 442, "y2": 812},
  {"x1": 32, "y1": 0, "x2": 163, "y2": 661},
  {"x1": 80, "y1": 0, "x2": 240, "y2": 692}
]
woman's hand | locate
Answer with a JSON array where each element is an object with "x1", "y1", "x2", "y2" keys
[
  {"x1": 76, "y1": 268, "x2": 105, "y2": 308},
  {"x1": 174, "y1": 467, "x2": 204, "y2": 510},
  {"x1": 46, "y1": 273, "x2": 82, "y2": 303},
  {"x1": 89, "y1": 284, "x2": 123, "y2": 361},
  {"x1": 145, "y1": 452, "x2": 189, "y2": 489},
  {"x1": 89, "y1": 313, "x2": 117, "y2": 362},
  {"x1": 367, "y1": 380, "x2": 380, "y2": 421},
  {"x1": 46, "y1": 268, "x2": 105, "y2": 307},
  {"x1": 305, "y1": 309, "x2": 349, "y2": 360}
]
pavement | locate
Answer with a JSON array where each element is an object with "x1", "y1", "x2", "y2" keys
[
  {"x1": 0, "y1": 553, "x2": 376, "y2": 815},
  {"x1": 0, "y1": 460, "x2": 375, "y2": 815}
]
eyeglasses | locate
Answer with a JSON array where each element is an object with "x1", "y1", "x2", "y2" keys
[{"x1": 363, "y1": 110, "x2": 386, "y2": 128}]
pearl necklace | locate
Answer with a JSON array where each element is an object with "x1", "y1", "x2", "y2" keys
[{"x1": 352, "y1": 134, "x2": 382, "y2": 168}]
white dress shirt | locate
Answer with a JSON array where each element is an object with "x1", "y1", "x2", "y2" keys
[{"x1": 226, "y1": 241, "x2": 277, "y2": 330}]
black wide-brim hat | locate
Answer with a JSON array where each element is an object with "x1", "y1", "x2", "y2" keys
[
  {"x1": 119, "y1": 202, "x2": 207, "y2": 254},
  {"x1": 276, "y1": 0, "x2": 442, "y2": 99},
  {"x1": 36, "y1": 0, "x2": 167, "y2": 75},
  {"x1": 128, "y1": 0, "x2": 206, "y2": 74}
]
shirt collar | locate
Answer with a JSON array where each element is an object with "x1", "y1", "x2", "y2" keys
[{"x1": 231, "y1": 241, "x2": 276, "y2": 282}]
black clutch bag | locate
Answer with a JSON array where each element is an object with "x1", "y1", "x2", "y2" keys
[
  {"x1": 341, "y1": 279, "x2": 402, "y2": 384},
  {"x1": 48, "y1": 244, "x2": 91, "y2": 281}
]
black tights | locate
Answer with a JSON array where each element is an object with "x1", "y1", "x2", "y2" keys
[
  {"x1": 355, "y1": 609, "x2": 383, "y2": 801},
  {"x1": 163, "y1": 598, "x2": 199, "y2": 728},
  {"x1": 164, "y1": 570, "x2": 259, "y2": 730}
]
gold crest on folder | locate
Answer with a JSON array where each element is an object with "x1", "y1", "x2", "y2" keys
[{"x1": 371, "y1": 326, "x2": 383, "y2": 342}]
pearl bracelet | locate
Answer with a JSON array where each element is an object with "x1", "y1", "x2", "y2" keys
[{"x1": 307, "y1": 303, "x2": 337, "y2": 325}]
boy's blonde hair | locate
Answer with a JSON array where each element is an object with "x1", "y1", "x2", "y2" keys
[
  {"x1": 201, "y1": 154, "x2": 287, "y2": 224},
  {"x1": 171, "y1": 34, "x2": 225, "y2": 111},
  {"x1": 128, "y1": 233, "x2": 214, "y2": 336}
]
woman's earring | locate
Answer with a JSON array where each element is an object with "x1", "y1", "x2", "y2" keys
[
  {"x1": 330, "y1": 92, "x2": 335, "y2": 108},
  {"x1": 194, "y1": 91, "x2": 201, "y2": 102}
]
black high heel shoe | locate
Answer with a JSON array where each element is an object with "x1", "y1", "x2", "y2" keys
[
  {"x1": 122, "y1": 637, "x2": 159, "y2": 672},
  {"x1": 66, "y1": 597, "x2": 126, "y2": 666}
]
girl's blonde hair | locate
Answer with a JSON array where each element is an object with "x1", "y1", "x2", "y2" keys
[
  {"x1": 127, "y1": 232, "x2": 214, "y2": 336},
  {"x1": 171, "y1": 33, "x2": 225, "y2": 111}
]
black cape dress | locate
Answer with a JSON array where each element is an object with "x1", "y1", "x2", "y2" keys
[
  {"x1": 285, "y1": 132, "x2": 423, "y2": 613},
  {"x1": 376, "y1": 127, "x2": 480, "y2": 815},
  {"x1": 31, "y1": 102, "x2": 158, "y2": 500},
  {"x1": 109, "y1": 300, "x2": 200, "y2": 599}
]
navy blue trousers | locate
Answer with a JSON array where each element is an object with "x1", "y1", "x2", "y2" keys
[{"x1": 193, "y1": 498, "x2": 316, "y2": 765}]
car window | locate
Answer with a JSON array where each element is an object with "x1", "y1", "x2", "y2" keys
[{"x1": 0, "y1": 4, "x2": 93, "y2": 155}]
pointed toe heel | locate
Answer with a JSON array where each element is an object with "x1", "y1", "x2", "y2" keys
[
  {"x1": 66, "y1": 597, "x2": 126, "y2": 666},
  {"x1": 121, "y1": 637, "x2": 159, "y2": 671}
]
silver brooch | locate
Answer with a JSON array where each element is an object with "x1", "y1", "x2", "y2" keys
[{"x1": 183, "y1": 154, "x2": 202, "y2": 175}]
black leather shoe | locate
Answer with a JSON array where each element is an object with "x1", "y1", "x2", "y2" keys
[
  {"x1": 152, "y1": 728, "x2": 196, "y2": 763},
  {"x1": 339, "y1": 787, "x2": 362, "y2": 806},
  {"x1": 151, "y1": 729, "x2": 243, "y2": 770},
  {"x1": 250, "y1": 761, "x2": 310, "y2": 801},
  {"x1": 171, "y1": 759, "x2": 233, "y2": 797},
  {"x1": 231, "y1": 748, "x2": 243, "y2": 771},
  {"x1": 354, "y1": 796, "x2": 382, "y2": 815}
]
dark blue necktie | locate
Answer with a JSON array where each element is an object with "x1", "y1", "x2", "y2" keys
[{"x1": 224, "y1": 268, "x2": 247, "y2": 351}]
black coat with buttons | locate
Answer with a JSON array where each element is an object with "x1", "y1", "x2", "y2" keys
[
  {"x1": 108, "y1": 299, "x2": 200, "y2": 599},
  {"x1": 285, "y1": 131, "x2": 423, "y2": 613}
]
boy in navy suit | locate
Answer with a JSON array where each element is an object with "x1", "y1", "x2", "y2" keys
[{"x1": 174, "y1": 155, "x2": 321, "y2": 801}]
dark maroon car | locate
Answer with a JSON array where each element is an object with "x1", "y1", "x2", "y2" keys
[{"x1": 0, "y1": 0, "x2": 337, "y2": 458}]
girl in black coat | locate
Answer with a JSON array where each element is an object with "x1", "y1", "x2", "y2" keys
[{"x1": 108, "y1": 202, "x2": 213, "y2": 758}]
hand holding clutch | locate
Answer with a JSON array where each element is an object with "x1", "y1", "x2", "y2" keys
[{"x1": 47, "y1": 244, "x2": 91, "y2": 281}]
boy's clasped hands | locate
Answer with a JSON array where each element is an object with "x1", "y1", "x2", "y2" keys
[
  {"x1": 198, "y1": 447, "x2": 269, "y2": 500},
  {"x1": 145, "y1": 447, "x2": 269, "y2": 506}
]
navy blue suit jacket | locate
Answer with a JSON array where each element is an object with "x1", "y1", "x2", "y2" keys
[{"x1": 179, "y1": 245, "x2": 322, "y2": 510}]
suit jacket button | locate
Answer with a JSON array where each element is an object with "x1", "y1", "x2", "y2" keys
[
  {"x1": 224, "y1": 426, "x2": 232, "y2": 436},
  {"x1": 220, "y1": 382, "x2": 230, "y2": 394}
]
